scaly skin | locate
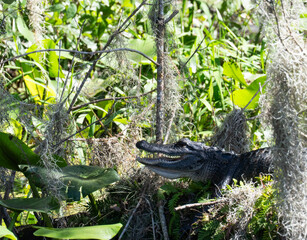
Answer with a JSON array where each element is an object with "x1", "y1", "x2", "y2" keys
[{"x1": 136, "y1": 138, "x2": 272, "y2": 189}]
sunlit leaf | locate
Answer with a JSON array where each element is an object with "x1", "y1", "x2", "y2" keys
[
  {"x1": 34, "y1": 224, "x2": 123, "y2": 240},
  {"x1": 231, "y1": 76, "x2": 266, "y2": 109},
  {"x1": 199, "y1": 97, "x2": 212, "y2": 111},
  {"x1": 66, "y1": 4, "x2": 77, "y2": 19},
  {"x1": 16, "y1": 15, "x2": 34, "y2": 43},
  {"x1": 0, "y1": 226, "x2": 17, "y2": 240},
  {"x1": 223, "y1": 61, "x2": 247, "y2": 86},
  {"x1": 128, "y1": 37, "x2": 156, "y2": 64},
  {"x1": 3, "y1": 118, "x2": 23, "y2": 139},
  {"x1": 26, "y1": 39, "x2": 65, "y2": 78},
  {"x1": 24, "y1": 75, "x2": 56, "y2": 104}
]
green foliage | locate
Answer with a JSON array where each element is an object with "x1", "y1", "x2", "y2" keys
[
  {"x1": 159, "y1": 181, "x2": 215, "y2": 239},
  {"x1": 0, "y1": 196, "x2": 60, "y2": 213},
  {"x1": 231, "y1": 75, "x2": 267, "y2": 109},
  {"x1": 0, "y1": 0, "x2": 273, "y2": 238},
  {"x1": 247, "y1": 177, "x2": 279, "y2": 239},
  {"x1": 0, "y1": 132, "x2": 41, "y2": 171},
  {"x1": 0, "y1": 134, "x2": 120, "y2": 235},
  {"x1": 198, "y1": 219, "x2": 224, "y2": 240},
  {"x1": 194, "y1": 176, "x2": 280, "y2": 240},
  {"x1": 26, "y1": 39, "x2": 65, "y2": 78},
  {"x1": 22, "y1": 165, "x2": 120, "y2": 201},
  {"x1": 0, "y1": 226, "x2": 17, "y2": 240},
  {"x1": 223, "y1": 61, "x2": 248, "y2": 87},
  {"x1": 0, "y1": 132, "x2": 67, "y2": 171},
  {"x1": 33, "y1": 223, "x2": 123, "y2": 240}
]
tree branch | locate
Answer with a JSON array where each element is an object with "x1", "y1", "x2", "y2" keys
[
  {"x1": 2, "y1": 48, "x2": 158, "y2": 67},
  {"x1": 164, "y1": 10, "x2": 179, "y2": 24},
  {"x1": 181, "y1": 34, "x2": 206, "y2": 72},
  {"x1": 71, "y1": 88, "x2": 156, "y2": 111},
  {"x1": 60, "y1": 20, "x2": 86, "y2": 102},
  {"x1": 155, "y1": 0, "x2": 166, "y2": 144},
  {"x1": 174, "y1": 199, "x2": 226, "y2": 211},
  {"x1": 66, "y1": 0, "x2": 148, "y2": 113}
]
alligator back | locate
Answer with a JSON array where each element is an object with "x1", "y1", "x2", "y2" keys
[{"x1": 233, "y1": 148, "x2": 272, "y2": 181}]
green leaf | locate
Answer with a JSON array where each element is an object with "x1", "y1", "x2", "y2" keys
[
  {"x1": 2, "y1": 0, "x2": 16, "y2": 4},
  {"x1": 89, "y1": 115, "x2": 96, "y2": 137},
  {"x1": 127, "y1": 37, "x2": 156, "y2": 64},
  {"x1": 34, "y1": 224, "x2": 123, "y2": 240},
  {"x1": 0, "y1": 132, "x2": 40, "y2": 171},
  {"x1": 231, "y1": 76, "x2": 266, "y2": 109},
  {"x1": 16, "y1": 15, "x2": 34, "y2": 43},
  {"x1": 223, "y1": 61, "x2": 247, "y2": 86},
  {"x1": 26, "y1": 39, "x2": 65, "y2": 78},
  {"x1": 24, "y1": 75, "x2": 56, "y2": 104},
  {"x1": 43, "y1": 39, "x2": 63, "y2": 78},
  {"x1": 23, "y1": 165, "x2": 120, "y2": 201},
  {"x1": 0, "y1": 226, "x2": 17, "y2": 240},
  {"x1": 3, "y1": 118, "x2": 23, "y2": 139},
  {"x1": 49, "y1": 3, "x2": 65, "y2": 12},
  {"x1": 0, "y1": 196, "x2": 60, "y2": 213},
  {"x1": 66, "y1": 4, "x2": 77, "y2": 19},
  {"x1": 62, "y1": 166, "x2": 120, "y2": 200},
  {"x1": 199, "y1": 97, "x2": 212, "y2": 111},
  {"x1": 208, "y1": 78, "x2": 214, "y2": 103}
]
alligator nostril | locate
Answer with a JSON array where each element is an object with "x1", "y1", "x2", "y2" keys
[
  {"x1": 175, "y1": 139, "x2": 189, "y2": 147},
  {"x1": 136, "y1": 140, "x2": 147, "y2": 149}
]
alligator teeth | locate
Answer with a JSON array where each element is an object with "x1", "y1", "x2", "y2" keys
[
  {"x1": 161, "y1": 154, "x2": 180, "y2": 159},
  {"x1": 138, "y1": 150, "x2": 182, "y2": 160}
]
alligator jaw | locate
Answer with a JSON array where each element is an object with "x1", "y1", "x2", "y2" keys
[
  {"x1": 137, "y1": 154, "x2": 204, "y2": 179},
  {"x1": 136, "y1": 139, "x2": 208, "y2": 179}
]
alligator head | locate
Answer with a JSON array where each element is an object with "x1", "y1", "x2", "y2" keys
[{"x1": 136, "y1": 138, "x2": 236, "y2": 183}]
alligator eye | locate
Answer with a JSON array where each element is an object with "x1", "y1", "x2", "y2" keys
[{"x1": 175, "y1": 140, "x2": 188, "y2": 147}]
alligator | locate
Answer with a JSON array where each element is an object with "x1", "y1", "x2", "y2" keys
[{"x1": 136, "y1": 138, "x2": 272, "y2": 189}]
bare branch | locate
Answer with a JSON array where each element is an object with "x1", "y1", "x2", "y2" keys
[
  {"x1": 67, "y1": 0, "x2": 148, "y2": 112},
  {"x1": 242, "y1": 82, "x2": 266, "y2": 111},
  {"x1": 155, "y1": 0, "x2": 166, "y2": 144},
  {"x1": 158, "y1": 200, "x2": 169, "y2": 240},
  {"x1": 54, "y1": 101, "x2": 116, "y2": 148},
  {"x1": 3, "y1": 48, "x2": 158, "y2": 66},
  {"x1": 164, "y1": 10, "x2": 179, "y2": 24},
  {"x1": 144, "y1": 197, "x2": 156, "y2": 240},
  {"x1": 118, "y1": 197, "x2": 143, "y2": 240},
  {"x1": 181, "y1": 34, "x2": 206, "y2": 71},
  {"x1": 60, "y1": 20, "x2": 86, "y2": 102},
  {"x1": 71, "y1": 88, "x2": 156, "y2": 111},
  {"x1": 103, "y1": 0, "x2": 147, "y2": 50},
  {"x1": 174, "y1": 199, "x2": 226, "y2": 211}
]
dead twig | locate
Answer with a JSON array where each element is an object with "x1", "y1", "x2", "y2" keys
[
  {"x1": 2, "y1": 48, "x2": 158, "y2": 66},
  {"x1": 67, "y1": 0, "x2": 148, "y2": 113},
  {"x1": 181, "y1": 34, "x2": 206, "y2": 72},
  {"x1": 60, "y1": 20, "x2": 86, "y2": 103},
  {"x1": 71, "y1": 88, "x2": 156, "y2": 111},
  {"x1": 54, "y1": 101, "x2": 116, "y2": 148},
  {"x1": 242, "y1": 82, "x2": 266, "y2": 111},
  {"x1": 145, "y1": 197, "x2": 156, "y2": 240},
  {"x1": 175, "y1": 199, "x2": 226, "y2": 211},
  {"x1": 164, "y1": 10, "x2": 179, "y2": 24},
  {"x1": 118, "y1": 197, "x2": 143, "y2": 240},
  {"x1": 158, "y1": 200, "x2": 169, "y2": 240}
]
